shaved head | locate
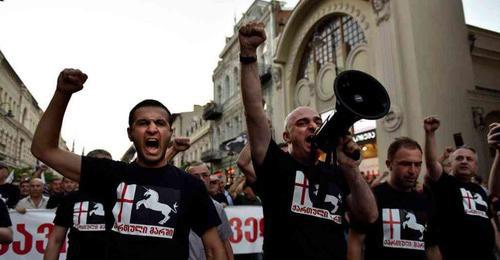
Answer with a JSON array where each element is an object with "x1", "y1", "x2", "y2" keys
[
  {"x1": 30, "y1": 178, "x2": 44, "y2": 185},
  {"x1": 284, "y1": 106, "x2": 319, "y2": 132}
]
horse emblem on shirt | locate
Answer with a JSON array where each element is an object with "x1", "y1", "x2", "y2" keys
[
  {"x1": 89, "y1": 203, "x2": 105, "y2": 216},
  {"x1": 402, "y1": 212, "x2": 425, "y2": 240},
  {"x1": 136, "y1": 188, "x2": 178, "y2": 225}
]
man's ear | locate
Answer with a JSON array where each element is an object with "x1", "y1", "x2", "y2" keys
[
  {"x1": 385, "y1": 160, "x2": 391, "y2": 170},
  {"x1": 127, "y1": 127, "x2": 133, "y2": 141},
  {"x1": 283, "y1": 131, "x2": 291, "y2": 143}
]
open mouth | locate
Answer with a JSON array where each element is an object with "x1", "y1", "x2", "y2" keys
[
  {"x1": 305, "y1": 135, "x2": 314, "y2": 144},
  {"x1": 145, "y1": 139, "x2": 159, "y2": 153}
]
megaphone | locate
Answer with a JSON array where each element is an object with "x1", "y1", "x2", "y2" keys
[{"x1": 312, "y1": 70, "x2": 390, "y2": 159}]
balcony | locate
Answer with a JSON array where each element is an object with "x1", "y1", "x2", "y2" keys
[
  {"x1": 201, "y1": 149, "x2": 224, "y2": 163},
  {"x1": 202, "y1": 102, "x2": 223, "y2": 120}
]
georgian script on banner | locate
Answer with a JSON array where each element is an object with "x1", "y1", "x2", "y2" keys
[{"x1": 0, "y1": 210, "x2": 67, "y2": 259}]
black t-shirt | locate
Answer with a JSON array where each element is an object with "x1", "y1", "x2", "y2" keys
[
  {"x1": 54, "y1": 191, "x2": 109, "y2": 260},
  {"x1": 359, "y1": 183, "x2": 437, "y2": 260},
  {"x1": 255, "y1": 140, "x2": 350, "y2": 260},
  {"x1": 0, "y1": 183, "x2": 20, "y2": 208},
  {"x1": 80, "y1": 157, "x2": 221, "y2": 260},
  {"x1": 430, "y1": 172, "x2": 495, "y2": 260},
  {"x1": 0, "y1": 199, "x2": 12, "y2": 227},
  {"x1": 47, "y1": 192, "x2": 67, "y2": 209}
]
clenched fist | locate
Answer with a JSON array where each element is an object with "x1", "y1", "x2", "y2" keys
[
  {"x1": 238, "y1": 22, "x2": 266, "y2": 57},
  {"x1": 57, "y1": 68, "x2": 87, "y2": 95},
  {"x1": 336, "y1": 135, "x2": 362, "y2": 169},
  {"x1": 172, "y1": 137, "x2": 191, "y2": 152},
  {"x1": 424, "y1": 116, "x2": 440, "y2": 133},
  {"x1": 488, "y1": 123, "x2": 500, "y2": 150}
]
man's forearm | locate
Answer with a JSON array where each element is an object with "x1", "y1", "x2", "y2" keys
[
  {"x1": 0, "y1": 227, "x2": 13, "y2": 244},
  {"x1": 237, "y1": 144, "x2": 257, "y2": 183},
  {"x1": 489, "y1": 150, "x2": 500, "y2": 197},
  {"x1": 240, "y1": 62, "x2": 271, "y2": 163},
  {"x1": 32, "y1": 91, "x2": 71, "y2": 158},
  {"x1": 44, "y1": 226, "x2": 67, "y2": 260},
  {"x1": 345, "y1": 169, "x2": 378, "y2": 224},
  {"x1": 424, "y1": 131, "x2": 442, "y2": 180},
  {"x1": 205, "y1": 242, "x2": 227, "y2": 260}
]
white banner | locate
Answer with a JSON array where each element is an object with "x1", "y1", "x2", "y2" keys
[
  {"x1": 1, "y1": 209, "x2": 66, "y2": 259},
  {"x1": 225, "y1": 205, "x2": 263, "y2": 254},
  {"x1": 1, "y1": 206, "x2": 264, "y2": 259}
]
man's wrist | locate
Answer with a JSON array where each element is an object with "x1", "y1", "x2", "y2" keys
[
  {"x1": 240, "y1": 56, "x2": 257, "y2": 64},
  {"x1": 240, "y1": 47, "x2": 257, "y2": 57}
]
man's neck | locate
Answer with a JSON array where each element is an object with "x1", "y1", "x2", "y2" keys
[
  {"x1": 30, "y1": 195, "x2": 43, "y2": 206},
  {"x1": 387, "y1": 179, "x2": 412, "y2": 192},
  {"x1": 452, "y1": 172, "x2": 473, "y2": 183},
  {"x1": 135, "y1": 158, "x2": 168, "y2": 168}
]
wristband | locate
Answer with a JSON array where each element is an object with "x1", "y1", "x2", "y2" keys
[{"x1": 240, "y1": 55, "x2": 257, "y2": 64}]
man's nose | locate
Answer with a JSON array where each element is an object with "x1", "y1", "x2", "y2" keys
[
  {"x1": 308, "y1": 121, "x2": 318, "y2": 130},
  {"x1": 408, "y1": 164, "x2": 419, "y2": 175},
  {"x1": 146, "y1": 122, "x2": 158, "y2": 133}
]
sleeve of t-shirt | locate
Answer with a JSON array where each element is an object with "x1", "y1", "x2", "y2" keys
[
  {"x1": 0, "y1": 199, "x2": 12, "y2": 227},
  {"x1": 53, "y1": 193, "x2": 76, "y2": 228},
  {"x1": 189, "y1": 180, "x2": 222, "y2": 237},
  {"x1": 80, "y1": 156, "x2": 122, "y2": 199},
  {"x1": 254, "y1": 139, "x2": 288, "y2": 196},
  {"x1": 5, "y1": 186, "x2": 20, "y2": 209},
  {"x1": 214, "y1": 202, "x2": 233, "y2": 241}
]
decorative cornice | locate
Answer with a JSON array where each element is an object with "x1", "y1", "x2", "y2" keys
[
  {"x1": 371, "y1": 0, "x2": 390, "y2": 26},
  {"x1": 284, "y1": 2, "x2": 371, "y2": 90}
]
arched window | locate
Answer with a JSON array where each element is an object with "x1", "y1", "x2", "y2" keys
[
  {"x1": 225, "y1": 75, "x2": 231, "y2": 100},
  {"x1": 297, "y1": 15, "x2": 366, "y2": 82},
  {"x1": 234, "y1": 67, "x2": 239, "y2": 90},
  {"x1": 22, "y1": 108, "x2": 28, "y2": 125},
  {"x1": 216, "y1": 85, "x2": 222, "y2": 103}
]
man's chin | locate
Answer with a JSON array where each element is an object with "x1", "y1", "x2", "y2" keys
[{"x1": 137, "y1": 152, "x2": 165, "y2": 167}]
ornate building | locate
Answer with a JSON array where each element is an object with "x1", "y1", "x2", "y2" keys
[
  {"x1": 203, "y1": 0, "x2": 292, "y2": 173},
  {"x1": 0, "y1": 50, "x2": 68, "y2": 168},
  {"x1": 271, "y1": 0, "x2": 500, "y2": 177},
  {"x1": 170, "y1": 105, "x2": 211, "y2": 168}
]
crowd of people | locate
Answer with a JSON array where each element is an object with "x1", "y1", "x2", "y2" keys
[{"x1": 0, "y1": 21, "x2": 499, "y2": 260}]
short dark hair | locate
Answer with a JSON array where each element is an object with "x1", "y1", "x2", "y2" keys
[
  {"x1": 128, "y1": 99, "x2": 173, "y2": 127},
  {"x1": 387, "y1": 137, "x2": 422, "y2": 161},
  {"x1": 87, "y1": 149, "x2": 112, "y2": 159},
  {"x1": 456, "y1": 145, "x2": 476, "y2": 154}
]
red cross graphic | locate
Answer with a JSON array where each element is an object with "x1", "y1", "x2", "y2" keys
[
  {"x1": 383, "y1": 209, "x2": 400, "y2": 239},
  {"x1": 463, "y1": 191, "x2": 474, "y2": 209},
  {"x1": 74, "y1": 202, "x2": 88, "y2": 225},
  {"x1": 295, "y1": 176, "x2": 309, "y2": 204},
  {"x1": 117, "y1": 184, "x2": 134, "y2": 222}
]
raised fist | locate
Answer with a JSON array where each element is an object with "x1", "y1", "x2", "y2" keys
[
  {"x1": 238, "y1": 22, "x2": 266, "y2": 56},
  {"x1": 488, "y1": 123, "x2": 500, "y2": 150},
  {"x1": 57, "y1": 68, "x2": 87, "y2": 95},
  {"x1": 424, "y1": 116, "x2": 440, "y2": 133},
  {"x1": 172, "y1": 137, "x2": 191, "y2": 152},
  {"x1": 336, "y1": 135, "x2": 362, "y2": 169}
]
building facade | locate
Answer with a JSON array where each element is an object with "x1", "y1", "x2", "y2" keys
[
  {"x1": 170, "y1": 105, "x2": 212, "y2": 168},
  {"x1": 272, "y1": 0, "x2": 500, "y2": 177},
  {"x1": 0, "y1": 50, "x2": 68, "y2": 168},
  {"x1": 203, "y1": 0, "x2": 291, "y2": 174}
]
